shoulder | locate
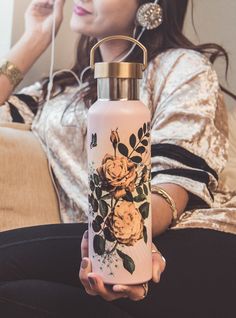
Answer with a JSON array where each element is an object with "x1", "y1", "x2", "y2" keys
[
  {"x1": 145, "y1": 48, "x2": 219, "y2": 99},
  {"x1": 150, "y1": 48, "x2": 212, "y2": 70},
  {"x1": 146, "y1": 48, "x2": 217, "y2": 82}
]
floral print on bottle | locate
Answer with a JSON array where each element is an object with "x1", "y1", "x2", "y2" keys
[{"x1": 88, "y1": 122, "x2": 151, "y2": 276}]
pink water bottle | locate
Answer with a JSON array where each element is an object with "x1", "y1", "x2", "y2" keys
[{"x1": 87, "y1": 35, "x2": 152, "y2": 285}]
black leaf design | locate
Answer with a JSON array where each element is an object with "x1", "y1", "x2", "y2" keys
[
  {"x1": 88, "y1": 194, "x2": 93, "y2": 205},
  {"x1": 141, "y1": 139, "x2": 148, "y2": 146},
  {"x1": 143, "y1": 226, "x2": 147, "y2": 244},
  {"x1": 143, "y1": 123, "x2": 147, "y2": 134},
  {"x1": 143, "y1": 184, "x2": 148, "y2": 196},
  {"x1": 95, "y1": 187, "x2": 102, "y2": 200},
  {"x1": 92, "y1": 220, "x2": 101, "y2": 232},
  {"x1": 104, "y1": 227, "x2": 116, "y2": 242},
  {"x1": 137, "y1": 187, "x2": 143, "y2": 195},
  {"x1": 136, "y1": 146, "x2": 145, "y2": 154},
  {"x1": 95, "y1": 215, "x2": 104, "y2": 224},
  {"x1": 123, "y1": 191, "x2": 134, "y2": 202},
  {"x1": 117, "y1": 249, "x2": 135, "y2": 274},
  {"x1": 134, "y1": 194, "x2": 147, "y2": 202},
  {"x1": 130, "y1": 156, "x2": 142, "y2": 163},
  {"x1": 139, "y1": 202, "x2": 150, "y2": 219},
  {"x1": 129, "y1": 134, "x2": 136, "y2": 148},
  {"x1": 138, "y1": 127, "x2": 143, "y2": 140},
  {"x1": 118, "y1": 143, "x2": 129, "y2": 157},
  {"x1": 142, "y1": 166, "x2": 147, "y2": 174},
  {"x1": 90, "y1": 194, "x2": 98, "y2": 213},
  {"x1": 134, "y1": 194, "x2": 146, "y2": 202},
  {"x1": 93, "y1": 174, "x2": 100, "y2": 186},
  {"x1": 93, "y1": 235, "x2": 105, "y2": 255},
  {"x1": 99, "y1": 200, "x2": 108, "y2": 218},
  {"x1": 90, "y1": 180, "x2": 95, "y2": 192}
]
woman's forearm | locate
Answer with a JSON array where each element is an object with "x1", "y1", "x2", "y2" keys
[
  {"x1": 0, "y1": 33, "x2": 48, "y2": 105},
  {"x1": 151, "y1": 183, "x2": 189, "y2": 237}
]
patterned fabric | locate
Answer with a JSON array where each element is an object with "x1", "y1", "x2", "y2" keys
[{"x1": 1, "y1": 48, "x2": 235, "y2": 234}]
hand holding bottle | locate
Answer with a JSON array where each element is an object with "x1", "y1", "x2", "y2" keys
[{"x1": 79, "y1": 230, "x2": 166, "y2": 302}]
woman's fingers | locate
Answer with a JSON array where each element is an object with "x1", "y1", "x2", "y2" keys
[
  {"x1": 151, "y1": 243, "x2": 166, "y2": 283},
  {"x1": 30, "y1": 1, "x2": 54, "y2": 15},
  {"x1": 79, "y1": 230, "x2": 97, "y2": 296},
  {"x1": 79, "y1": 257, "x2": 97, "y2": 296},
  {"x1": 80, "y1": 230, "x2": 89, "y2": 258},
  {"x1": 80, "y1": 231, "x2": 126, "y2": 301},
  {"x1": 79, "y1": 235, "x2": 164, "y2": 301},
  {"x1": 113, "y1": 284, "x2": 147, "y2": 301},
  {"x1": 54, "y1": 0, "x2": 65, "y2": 21},
  {"x1": 87, "y1": 274, "x2": 128, "y2": 301}
]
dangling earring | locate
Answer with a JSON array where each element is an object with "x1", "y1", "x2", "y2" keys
[
  {"x1": 117, "y1": 1, "x2": 163, "y2": 62},
  {"x1": 136, "y1": 1, "x2": 163, "y2": 30}
]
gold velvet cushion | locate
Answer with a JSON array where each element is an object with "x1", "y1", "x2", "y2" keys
[{"x1": 0, "y1": 123, "x2": 60, "y2": 232}]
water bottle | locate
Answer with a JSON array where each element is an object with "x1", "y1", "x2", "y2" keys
[{"x1": 87, "y1": 35, "x2": 152, "y2": 285}]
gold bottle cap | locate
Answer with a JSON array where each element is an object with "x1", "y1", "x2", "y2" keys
[{"x1": 94, "y1": 62, "x2": 143, "y2": 79}]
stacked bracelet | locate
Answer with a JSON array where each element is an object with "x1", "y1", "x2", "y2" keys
[
  {"x1": 151, "y1": 185, "x2": 179, "y2": 226},
  {"x1": 0, "y1": 59, "x2": 23, "y2": 87}
]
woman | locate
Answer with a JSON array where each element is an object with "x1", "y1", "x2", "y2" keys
[{"x1": 0, "y1": 0, "x2": 235, "y2": 317}]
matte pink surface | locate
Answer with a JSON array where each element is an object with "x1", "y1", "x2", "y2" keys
[{"x1": 88, "y1": 100, "x2": 152, "y2": 285}]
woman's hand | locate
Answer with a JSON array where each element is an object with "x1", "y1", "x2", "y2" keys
[
  {"x1": 79, "y1": 230, "x2": 166, "y2": 302},
  {"x1": 24, "y1": 0, "x2": 66, "y2": 47}
]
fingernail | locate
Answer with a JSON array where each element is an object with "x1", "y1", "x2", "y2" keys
[
  {"x1": 162, "y1": 256, "x2": 166, "y2": 263},
  {"x1": 154, "y1": 273, "x2": 161, "y2": 283},
  {"x1": 88, "y1": 276, "x2": 96, "y2": 286},
  {"x1": 81, "y1": 258, "x2": 88, "y2": 269},
  {"x1": 113, "y1": 285, "x2": 126, "y2": 293},
  {"x1": 84, "y1": 230, "x2": 88, "y2": 239}
]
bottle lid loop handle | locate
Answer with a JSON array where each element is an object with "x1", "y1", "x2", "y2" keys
[{"x1": 90, "y1": 35, "x2": 147, "y2": 71}]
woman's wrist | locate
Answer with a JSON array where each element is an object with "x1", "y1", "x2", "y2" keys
[
  {"x1": 151, "y1": 183, "x2": 189, "y2": 237},
  {"x1": 22, "y1": 30, "x2": 51, "y2": 53},
  {"x1": 0, "y1": 32, "x2": 49, "y2": 104},
  {"x1": 6, "y1": 32, "x2": 49, "y2": 75}
]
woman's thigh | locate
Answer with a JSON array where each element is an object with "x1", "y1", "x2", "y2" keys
[
  {"x1": 0, "y1": 223, "x2": 88, "y2": 286},
  {"x1": 114, "y1": 228, "x2": 236, "y2": 318},
  {"x1": 0, "y1": 280, "x2": 133, "y2": 318},
  {"x1": 0, "y1": 224, "x2": 134, "y2": 318}
]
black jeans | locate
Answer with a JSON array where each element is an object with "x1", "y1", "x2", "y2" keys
[{"x1": 0, "y1": 224, "x2": 235, "y2": 318}]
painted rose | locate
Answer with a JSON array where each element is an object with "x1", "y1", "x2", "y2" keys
[
  {"x1": 110, "y1": 129, "x2": 120, "y2": 146},
  {"x1": 97, "y1": 154, "x2": 137, "y2": 199},
  {"x1": 108, "y1": 201, "x2": 144, "y2": 246}
]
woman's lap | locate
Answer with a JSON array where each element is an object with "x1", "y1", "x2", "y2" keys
[
  {"x1": 0, "y1": 279, "x2": 133, "y2": 318},
  {"x1": 115, "y1": 228, "x2": 236, "y2": 318},
  {"x1": 0, "y1": 223, "x2": 88, "y2": 286},
  {"x1": 0, "y1": 224, "x2": 235, "y2": 318}
]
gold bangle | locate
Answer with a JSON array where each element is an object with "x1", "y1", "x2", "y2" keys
[
  {"x1": 151, "y1": 185, "x2": 179, "y2": 225},
  {"x1": 0, "y1": 59, "x2": 23, "y2": 87}
]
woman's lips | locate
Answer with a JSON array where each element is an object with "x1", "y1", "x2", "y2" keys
[{"x1": 73, "y1": 5, "x2": 92, "y2": 16}]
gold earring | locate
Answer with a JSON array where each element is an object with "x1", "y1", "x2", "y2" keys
[{"x1": 136, "y1": 2, "x2": 163, "y2": 30}]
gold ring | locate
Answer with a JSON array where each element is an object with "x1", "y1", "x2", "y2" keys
[{"x1": 141, "y1": 282, "x2": 148, "y2": 299}]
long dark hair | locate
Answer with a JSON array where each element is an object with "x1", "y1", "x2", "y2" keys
[{"x1": 41, "y1": 0, "x2": 236, "y2": 107}]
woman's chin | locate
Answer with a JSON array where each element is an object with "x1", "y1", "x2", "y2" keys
[{"x1": 70, "y1": 16, "x2": 87, "y2": 34}]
